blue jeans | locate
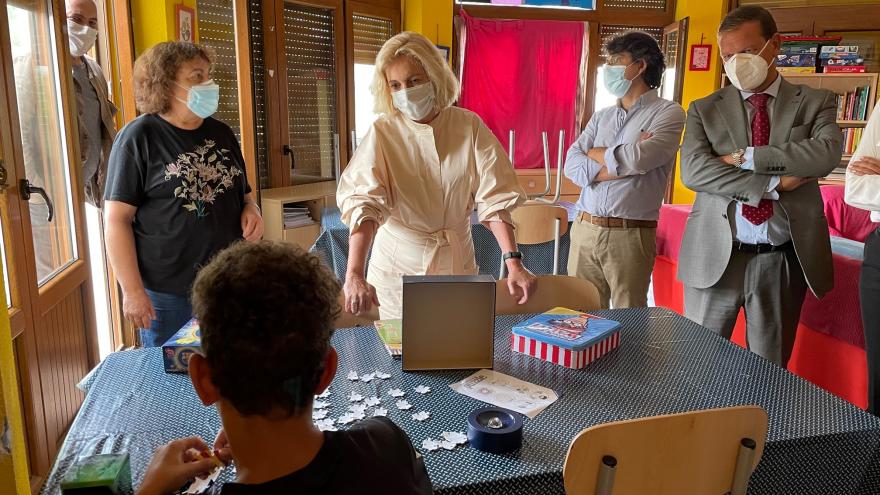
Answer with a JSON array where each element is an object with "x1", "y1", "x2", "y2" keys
[{"x1": 140, "y1": 289, "x2": 193, "y2": 348}]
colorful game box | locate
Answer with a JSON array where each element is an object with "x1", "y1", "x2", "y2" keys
[
  {"x1": 162, "y1": 318, "x2": 202, "y2": 374},
  {"x1": 60, "y1": 453, "x2": 132, "y2": 494},
  {"x1": 511, "y1": 307, "x2": 620, "y2": 369}
]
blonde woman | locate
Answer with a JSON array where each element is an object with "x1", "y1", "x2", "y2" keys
[
  {"x1": 845, "y1": 101, "x2": 880, "y2": 414},
  {"x1": 337, "y1": 31, "x2": 536, "y2": 320}
]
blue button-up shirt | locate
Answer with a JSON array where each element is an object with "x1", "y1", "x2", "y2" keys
[{"x1": 564, "y1": 90, "x2": 686, "y2": 221}]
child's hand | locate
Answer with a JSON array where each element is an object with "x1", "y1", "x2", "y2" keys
[
  {"x1": 136, "y1": 437, "x2": 217, "y2": 495},
  {"x1": 213, "y1": 429, "x2": 233, "y2": 465}
]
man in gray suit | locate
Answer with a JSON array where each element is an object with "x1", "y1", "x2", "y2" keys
[{"x1": 678, "y1": 5, "x2": 843, "y2": 366}]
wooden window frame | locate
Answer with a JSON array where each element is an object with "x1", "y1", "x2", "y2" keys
[{"x1": 344, "y1": 0, "x2": 400, "y2": 160}]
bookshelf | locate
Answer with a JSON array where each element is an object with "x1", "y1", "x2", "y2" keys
[
  {"x1": 780, "y1": 72, "x2": 878, "y2": 184},
  {"x1": 261, "y1": 181, "x2": 337, "y2": 249}
]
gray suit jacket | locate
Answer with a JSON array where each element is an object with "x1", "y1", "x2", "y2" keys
[{"x1": 677, "y1": 78, "x2": 843, "y2": 298}]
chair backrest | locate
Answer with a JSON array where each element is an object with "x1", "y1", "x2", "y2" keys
[
  {"x1": 511, "y1": 202, "x2": 569, "y2": 245},
  {"x1": 333, "y1": 293, "x2": 380, "y2": 329},
  {"x1": 563, "y1": 406, "x2": 769, "y2": 495},
  {"x1": 495, "y1": 275, "x2": 600, "y2": 315}
]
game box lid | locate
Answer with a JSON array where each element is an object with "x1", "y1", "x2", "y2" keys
[{"x1": 512, "y1": 307, "x2": 620, "y2": 351}]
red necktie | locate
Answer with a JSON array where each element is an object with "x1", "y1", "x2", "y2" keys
[{"x1": 741, "y1": 93, "x2": 773, "y2": 226}]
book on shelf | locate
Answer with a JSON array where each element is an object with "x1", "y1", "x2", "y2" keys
[
  {"x1": 824, "y1": 65, "x2": 867, "y2": 74},
  {"x1": 778, "y1": 66, "x2": 816, "y2": 74},
  {"x1": 282, "y1": 204, "x2": 316, "y2": 229},
  {"x1": 836, "y1": 85, "x2": 872, "y2": 122},
  {"x1": 841, "y1": 128, "x2": 864, "y2": 155}
]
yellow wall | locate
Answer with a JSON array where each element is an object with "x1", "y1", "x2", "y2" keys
[
  {"x1": 0, "y1": 271, "x2": 31, "y2": 494},
  {"x1": 402, "y1": 0, "x2": 453, "y2": 48},
  {"x1": 672, "y1": 0, "x2": 728, "y2": 204},
  {"x1": 131, "y1": 0, "x2": 199, "y2": 56}
]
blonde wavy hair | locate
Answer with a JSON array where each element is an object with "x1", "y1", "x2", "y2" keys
[
  {"x1": 133, "y1": 41, "x2": 215, "y2": 114},
  {"x1": 371, "y1": 32, "x2": 459, "y2": 116}
]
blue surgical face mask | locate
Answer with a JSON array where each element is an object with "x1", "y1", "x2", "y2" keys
[
  {"x1": 175, "y1": 79, "x2": 220, "y2": 118},
  {"x1": 602, "y1": 60, "x2": 640, "y2": 99}
]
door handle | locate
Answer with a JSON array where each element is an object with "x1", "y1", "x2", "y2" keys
[
  {"x1": 0, "y1": 159, "x2": 8, "y2": 191},
  {"x1": 282, "y1": 144, "x2": 295, "y2": 171},
  {"x1": 20, "y1": 179, "x2": 54, "y2": 222}
]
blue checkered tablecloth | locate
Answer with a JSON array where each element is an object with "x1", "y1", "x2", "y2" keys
[
  {"x1": 312, "y1": 204, "x2": 577, "y2": 280},
  {"x1": 41, "y1": 308, "x2": 880, "y2": 494}
]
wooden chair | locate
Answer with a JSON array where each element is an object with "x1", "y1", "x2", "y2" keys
[
  {"x1": 333, "y1": 293, "x2": 379, "y2": 329},
  {"x1": 495, "y1": 275, "x2": 600, "y2": 315},
  {"x1": 563, "y1": 406, "x2": 769, "y2": 495},
  {"x1": 500, "y1": 202, "x2": 569, "y2": 278}
]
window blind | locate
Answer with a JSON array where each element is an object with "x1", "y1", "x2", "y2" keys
[
  {"x1": 248, "y1": 0, "x2": 269, "y2": 189},
  {"x1": 353, "y1": 14, "x2": 393, "y2": 65},
  {"x1": 196, "y1": 0, "x2": 241, "y2": 140}
]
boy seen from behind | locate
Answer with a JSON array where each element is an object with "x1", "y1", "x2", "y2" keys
[{"x1": 137, "y1": 241, "x2": 433, "y2": 494}]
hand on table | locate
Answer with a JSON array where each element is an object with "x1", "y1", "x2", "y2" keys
[
  {"x1": 136, "y1": 437, "x2": 217, "y2": 495},
  {"x1": 343, "y1": 273, "x2": 380, "y2": 316},
  {"x1": 849, "y1": 157, "x2": 880, "y2": 176},
  {"x1": 241, "y1": 203, "x2": 264, "y2": 241},
  {"x1": 776, "y1": 176, "x2": 816, "y2": 192},
  {"x1": 506, "y1": 261, "x2": 537, "y2": 305},
  {"x1": 123, "y1": 289, "x2": 156, "y2": 330}
]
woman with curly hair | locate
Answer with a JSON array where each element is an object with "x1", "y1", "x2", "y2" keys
[{"x1": 104, "y1": 41, "x2": 263, "y2": 347}]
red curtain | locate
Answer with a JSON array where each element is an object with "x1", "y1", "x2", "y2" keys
[{"x1": 459, "y1": 11, "x2": 584, "y2": 169}]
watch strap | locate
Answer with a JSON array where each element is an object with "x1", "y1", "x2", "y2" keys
[{"x1": 502, "y1": 251, "x2": 523, "y2": 261}]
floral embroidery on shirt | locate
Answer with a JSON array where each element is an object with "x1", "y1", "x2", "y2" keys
[{"x1": 164, "y1": 139, "x2": 241, "y2": 217}]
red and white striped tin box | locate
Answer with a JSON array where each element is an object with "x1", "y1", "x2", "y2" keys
[{"x1": 511, "y1": 331, "x2": 620, "y2": 369}]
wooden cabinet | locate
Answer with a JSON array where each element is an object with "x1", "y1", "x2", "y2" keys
[{"x1": 261, "y1": 181, "x2": 338, "y2": 249}]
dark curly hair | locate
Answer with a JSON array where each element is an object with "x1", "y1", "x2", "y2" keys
[
  {"x1": 133, "y1": 41, "x2": 215, "y2": 114},
  {"x1": 191, "y1": 241, "x2": 341, "y2": 417},
  {"x1": 605, "y1": 32, "x2": 665, "y2": 89}
]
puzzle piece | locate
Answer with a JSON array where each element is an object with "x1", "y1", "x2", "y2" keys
[
  {"x1": 422, "y1": 438, "x2": 440, "y2": 452},
  {"x1": 346, "y1": 370, "x2": 359, "y2": 381},
  {"x1": 411, "y1": 411, "x2": 430, "y2": 422},
  {"x1": 414, "y1": 385, "x2": 431, "y2": 394},
  {"x1": 372, "y1": 407, "x2": 388, "y2": 417},
  {"x1": 389, "y1": 388, "x2": 405, "y2": 398},
  {"x1": 395, "y1": 400, "x2": 413, "y2": 410},
  {"x1": 364, "y1": 396, "x2": 381, "y2": 407}
]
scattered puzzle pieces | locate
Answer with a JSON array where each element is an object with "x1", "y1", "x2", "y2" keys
[
  {"x1": 414, "y1": 385, "x2": 431, "y2": 394},
  {"x1": 349, "y1": 392, "x2": 364, "y2": 402},
  {"x1": 441, "y1": 431, "x2": 468, "y2": 445},
  {"x1": 389, "y1": 388, "x2": 405, "y2": 398},
  {"x1": 315, "y1": 418, "x2": 337, "y2": 431},
  {"x1": 396, "y1": 399, "x2": 413, "y2": 410},
  {"x1": 364, "y1": 396, "x2": 381, "y2": 407},
  {"x1": 411, "y1": 411, "x2": 430, "y2": 422},
  {"x1": 360, "y1": 373, "x2": 375, "y2": 383},
  {"x1": 348, "y1": 403, "x2": 367, "y2": 415},
  {"x1": 313, "y1": 400, "x2": 330, "y2": 409},
  {"x1": 312, "y1": 409, "x2": 329, "y2": 420},
  {"x1": 375, "y1": 371, "x2": 392, "y2": 380},
  {"x1": 422, "y1": 439, "x2": 440, "y2": 452},
  {"x1": 346, "y1": 370, "x2": 359, "y2": 381},
  {"x1": 372, "y1": 407, "x2": 388, "y2": 417}
]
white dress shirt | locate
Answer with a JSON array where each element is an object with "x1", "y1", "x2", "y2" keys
[
  {"x1": 845, "y1": 101, "x2": 880, "y2": 221},
  {"x1": 731, "y1": 75, "x2": 790, "y2": 245}
]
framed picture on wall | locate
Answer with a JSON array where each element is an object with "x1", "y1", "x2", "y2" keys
[
  {"x1": 175, "y1": 4, "x2": 196, "y2": 43},
  {"x1": 689, "y1": 44, "x2": 712, "y2": 71}
]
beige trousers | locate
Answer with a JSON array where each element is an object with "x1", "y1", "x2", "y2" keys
[
  {"x1": 566, "y1": 218, "x2": 656, "y2": 309},
  {"x1": 367, "y1": 218, "x2": 478, "y2": 320}
]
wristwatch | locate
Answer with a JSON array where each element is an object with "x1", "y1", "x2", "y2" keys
[
  {"x1": 502, "y1": 251, "x2": 523, "y2": 262},
  {"x1": 731, "y1": 148, "x2": 746, "y2": 168}
]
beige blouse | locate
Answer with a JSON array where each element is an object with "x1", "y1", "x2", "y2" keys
[
  {"x1": 338, "y1": 106, "x2": 525, "y2": 231},
  {"x1": 337, "y1": 106, "x2": 526, "y2": 319}
]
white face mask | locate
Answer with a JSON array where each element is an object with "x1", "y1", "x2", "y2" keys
[
  {"x1": 67, "y1": 19, "x2": 98, "y2": 58},
  {"x1": 391, "y1": 83, "x2": 436, "y2": 121},
  {"x1": 723, "y1": 38, "x2": 773, "y2": 92}
]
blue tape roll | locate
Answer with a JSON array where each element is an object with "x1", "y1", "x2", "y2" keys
[{"x1": 467, "y1": 407, "x2": 524, "y2": 454}]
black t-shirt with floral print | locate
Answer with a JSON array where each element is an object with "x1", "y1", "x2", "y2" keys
[{"x1": 104, "y1": 114, "x2": 251, "y2": 294}]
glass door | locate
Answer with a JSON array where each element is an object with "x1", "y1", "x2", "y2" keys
[{"x1": 1, "y1": 0, "x2": 97, "y2": 479}]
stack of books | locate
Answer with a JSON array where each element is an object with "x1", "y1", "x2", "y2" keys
[
  {"x1": 777, "y1": 36, "x2": 841, "y2": 74},
  {"x1": 283, "y1": 205, "x2": 315, "y2": 228},
  {"x1": 842, "y1": 128, "x2": 864, "y2": 156},
  {"x1": 821, "y1": 46, "x2": 866, "y2": 73},
  {"x1": 835, "y1": 85, "x2": 872, "y2": 121}
]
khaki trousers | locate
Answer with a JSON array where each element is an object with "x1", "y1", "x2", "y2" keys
[{"x1": 566, "y1": 217, "x2": 656, "y2": 309}]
